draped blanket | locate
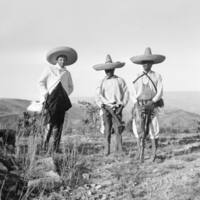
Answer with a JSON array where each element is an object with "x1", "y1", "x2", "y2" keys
[{"x1": 45, "y1": 82, "x2": 72, "y2": 125}]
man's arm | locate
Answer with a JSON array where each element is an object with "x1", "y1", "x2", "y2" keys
[
  {"x1": 130, "y1": 73, "x2": 142, "y2": 105},
  {"x1": 68, "y1": 72, "x2": 74, "y2": 96},
  {"x1": 37, "y1": 68, "x2": 49, "y2": 97},
  {"x1": 120, "y1": 79, "x2": 129, "y2": 107},
  {"x1": 152, "y1": 75, "x2": 163, "y2": 103},
  {"x1": 130, "y1": 84, "x2": 138, "y2": 105},
  {"x1": 94, "y1": 79, "x2": 104, "y2": 108}
]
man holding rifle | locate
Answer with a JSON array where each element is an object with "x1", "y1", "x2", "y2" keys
[
  {"x1": 130, "y1": 47, "x2": 165, "y2": 162},
  {"x1": 93, "y1": 55, "x2": 129, "y2": 156}
]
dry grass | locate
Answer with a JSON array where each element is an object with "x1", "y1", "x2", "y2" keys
[{"x1": 2, "y1": 112, "x2": 200, "y2": 199}]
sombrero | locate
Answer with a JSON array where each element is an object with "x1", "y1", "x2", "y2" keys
[
  {"x1": 93, "y1": 54, "x2": 125, "y2": 71},
  {"x1": 27, "y1": 101, "x2": 43, "y2": 113},
  {"x1": 46, "y1": 46, "x2": 78, "y2": 65},
  {"x1": 130, "y1": 47, "x2": 165, "y2": 65}
]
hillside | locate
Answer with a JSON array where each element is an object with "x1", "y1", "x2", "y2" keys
[
  {"x1": 71, "y1": 91, "x2": 200, "y2": 115},
  {"x1": 159, "y1": 106, "x2": 200, "y2": 130},
  {"x1": 1, "y1": 92, "x2": 200, "y2": 129},
  {"x1": 70, "y1": 94, "x2": 200, "y2": 130},
  {"x1": 0, "y1": 98, "x2": 84, "y2": 125},
  {"x1": 0, "y1": 98, "x2": 30, "y2": 115},
  {"x1": 164, "y1": 91, "x2": 200, "y2": 115}
]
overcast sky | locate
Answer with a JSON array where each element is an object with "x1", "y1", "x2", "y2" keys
[{"x1": 0, "y1": 0, "x2": 200, "y2": 100}]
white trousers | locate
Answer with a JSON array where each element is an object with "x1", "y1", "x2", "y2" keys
[
  {"x1": 132, "y1": 111, "x2": 160, "y2": 139},
  {"x1": 99, "y1": 109, "x2": 105, "y2": 134}
]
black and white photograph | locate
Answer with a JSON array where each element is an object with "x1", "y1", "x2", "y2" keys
[{"x1": 0, "y1": 0, "x2": 200, "y2": 199}]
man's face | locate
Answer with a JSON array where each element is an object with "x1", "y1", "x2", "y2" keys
[
  {"x1": 57, "y1": 56, "x2": 68, "y2": 68},
  {"x1": 142, "y1": 61, "x2": 153, "y2": 72},
  {"x1": 105, "y1": 69, "x2": 115, "y2": 78}
]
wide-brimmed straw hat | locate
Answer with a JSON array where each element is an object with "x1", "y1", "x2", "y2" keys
[
  {"x1": 130, "y1": 47, "x2": 165, "y2": 65},
  {"x1": 93, "y1": 54, "x2": 125, "y2": 71},
  {"x1": 27, "y1": 101, "x2": 43, "y2": 113},
  {"x1": 46, "y1": 46, "x2": 78, "y2": 65}
]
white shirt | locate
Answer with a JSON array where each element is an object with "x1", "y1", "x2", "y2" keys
[
  {"x1": 130, "y1": 70, "x2": 163, "y2": 104},
  {"x1": 37, "y1": 64, "x2": 74, "y2": 98},
  {"x1": 95, "y1": 75, "x2": 129, "y2": 108}
]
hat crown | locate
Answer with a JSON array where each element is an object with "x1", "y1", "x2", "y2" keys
[
  {"x1": 105, "y1": 54, "x2": 113, "y2": 63},
  {"x1": 144, "y1": 47, "x2": 152, "y2": 55}
]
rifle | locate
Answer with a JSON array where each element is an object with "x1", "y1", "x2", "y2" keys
[{"x1": 101, "y1": 105, "x2": 123, "y2": 128}]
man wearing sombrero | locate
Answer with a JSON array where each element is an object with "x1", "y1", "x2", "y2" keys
[
  {"x1": 37, "y1": 46, "x2": 77, "y2": 153},
  {"x1": 93, "y1": 55, "x2": 129, "y2": 156},
  {"x1": 130, "y1": 47, "x2": 165, "y2": 162}
]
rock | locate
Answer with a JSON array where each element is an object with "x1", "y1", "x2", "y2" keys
[
  {"x1": 0, "y1": 156, "x2": 17, "y2": 171},
  {"x1": 44, "y1": 170, "x2": 61, "y2": 179},
  {"x1": 35, "y1": 157, "x2": 55, "y2": 171},
  {"x1": 0, "y1": 172, "x2": 27, "y2": 199},
  {"x1": 97, "y1": 179, "x2": 113, "y2": 187},
  {"x1": 87, "y1": 190, "x2": 92, "y2": 196},
  {"x1": 28, "y1": 157, "x2": 62, "y2": 192},
  {"x1": 96, "y1": 184, "x2": 102, "y2": 190},
  {"x1": 0, "y1": 162, "x2": 8, "y2": 173},
  {"x1": 153, "y1": 168, "x2": 159, "y2": 173},
  {"x1": 101, "y1": 194, "x2": 107, "y2": 200},
  {"x1": 110, "y1": 191, "x2": 117, "y2": 197},
  {"x1": 182, "y1": 175, "x2": 189, "y2": 182},
  {"x1": 173, "y1": 143, "x2": 200, "y2": 156},
  {"x1": 82, "y1": 173, "x2": 90, "y2": 180},
  {"x1": 28, "y1": 173, "x2": 62, "y2": 191}
]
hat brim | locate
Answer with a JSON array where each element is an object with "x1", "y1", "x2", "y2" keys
[
  {"x1": 27, "y1": 101, "x2": 43, "y2": 113},
  {"x1": 46, "y1": 46, "x2": 78, "y2": 65},
  {"x1": 93, "y1": 62, "x2": 125, "y2": 71},
  {"x1": 130, "y1": 54, "x2": 165, "y2": 65}
]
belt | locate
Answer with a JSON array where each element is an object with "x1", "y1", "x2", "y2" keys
[{"x1": 137, "y1": 99, "x2": 152, "y2": 105}]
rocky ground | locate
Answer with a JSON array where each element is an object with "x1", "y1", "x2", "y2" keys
[
  {"x1": 50, "y1": 131, "x2": 200, "y2": 200},
  {"x1": 1, "y1": 130, "x2": 200, "y2": 200}
]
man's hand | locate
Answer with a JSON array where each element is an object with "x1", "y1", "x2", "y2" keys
[
  {"x1": 44, "y1": 93, "x2": 49, "y2": 100},
  {"x1": 115, "y1": 104, "x2": 124, "y2": 115},
  {"x1": 148, "y1": 100, "x2": 156, "y2": 110},
  {"x1": 148, "y1": 100, "x2": 154, "y2": 106},
  {"x1": 100, "y1": 104, "x2": 105, "y2": 108}
]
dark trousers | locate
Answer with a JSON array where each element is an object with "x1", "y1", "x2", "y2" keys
[
  {"x1": 45, "y1": 123, "x2": 63, "y2": 153},
  {"x1": 102, "y1": 107, "x2": 124, "y2": 155}
]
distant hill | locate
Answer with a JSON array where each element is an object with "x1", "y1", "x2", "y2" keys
[
  {"x1": 159, "y1": 107, "x2": 200, "y2": 130},
  {"x1": 0, "y1": 114, "x2": 20, "y2": 127},
  {"x1": 164, "y1": 91, "x2": 200, "y2": 115},
  {"x1": 0, "y1": 98, "x2": 84, "y2": 125},
  {"x1": 70, "y1": 92, "x2": 200, "y2": 130},
  {"x1": 69, "y1": 104, "x2": 84, "y2": 120},
  {"x1": 71, "y1": 97, "x2": 95, "y2": 104},
  {"x1": 0, "y1": 98, "x2": 30, "y2": 115},
  {"x1": 71, "y1": 91, "x2": 200, "y2": 115},
  {"x1": 1, "y1": 92, "x2": 200, "y2": 129}
]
